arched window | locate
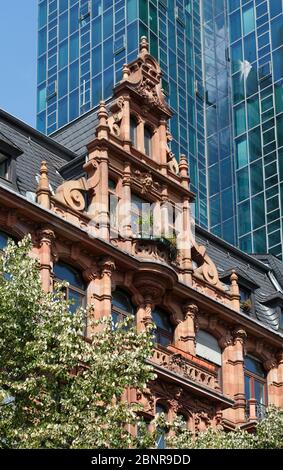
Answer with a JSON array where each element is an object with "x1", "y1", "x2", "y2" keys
[
  {"x1": 130, "y1": 116, "x2": 137, "y2": 147},
  {"x1": 0, "y1": 230, "x2": 9, "y2": 252},
  {"x1": 196, "y1": 330, "x2": 222, "y2": 366},
  {"x1": 152, "y1": 308, "x2": 173, "y2": 347},
  {"x1": 112, "y1": 288, "x2": 135, "y2": 324},
  {"x1": 53, "y1": 262, "x2": 86, "y2": 314},
  {"x1": 156, "y1": 403, "x2": 167, "y2": 449},
  {"x1": 144, "y1": 125, "x2": 152, "y2": 157},
  {"x1": 244, "y1": 355, "x2": 267, "y2": 419}
]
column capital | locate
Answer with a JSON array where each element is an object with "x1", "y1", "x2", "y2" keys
[
  {"x1": 183, "y1": 302, "x2": 198, "y2": 319},
  {"x1": 99, "y1": 257, "x2": 116, "y2": 277},
  {"x1": 232, "y1": 326, "x2": 247, "y2": 344},
  {"x1": 264, "y1": 357, "x2": 278, "y2": 372},
  {"x1": 37, "y1": 227, "x2": 55, "y2": 244},
  {"x1": 83, "y1": 265, "x2": 99, "y2": 282}
]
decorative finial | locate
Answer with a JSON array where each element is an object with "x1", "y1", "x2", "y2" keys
[
  {"x1": 230, "y1": 270, "x2": 240, "y2": 311},
  {"x1": 230, "y1": 269, "x2": 238, "y2": 283},
  {"x1": 96, "y1": 101, "x2": 110, "y2": 139},
  {"x1": 139, "y1": 36, "x2": 149, "y2": 57},
  {"x1": 178, "y1": 154, "x2": 190, "y2": 189},
  {"x1": 36, "y1": 161, "x2": 51, "y2": 209},
  {"x1": 122, "y1": 63, "x2": 130, "y2": 81}
]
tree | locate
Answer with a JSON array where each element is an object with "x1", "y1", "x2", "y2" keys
[
  {"x1": 0, "y1": 237, "x2": 282, "y2": 450},
  {"x1": 165, "y1": 406, "x2": 283, "y2": 449},
  {"x1": 0, "y1": 236, "x2": 155, "y2": 449}
]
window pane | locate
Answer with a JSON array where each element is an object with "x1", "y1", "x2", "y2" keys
[
  {"x1": 0, "y1": 231, "x2": 8, "y2": 251},
  {"x1": 245, "y1": 375, "x2": 251, "y2": 400},
  {"x1": 237, "y1": 167, "x2": 249, "y2": 201},
  {"x1": 152, "y1": 309, "x2": 172, "y2": 332},
  {"x1": 54, "y1": 262, "x2": 85, "y2": 289},
  {"x1": 243, "y1": 4, "x2": 255, "y2": 35},
  {"x1": 245, "y1": 356, "x2": 266, "y2": 377},
  {"x1": 144, "y1": 126, "x2": 152, "y2": 156},
  {"x1": 252, "y1": 194, "x2": 265, "y2": 229},
  {"x1": 234, "y1": 103, "x2": 246, "y2": 136},
  {"x1": 250, "y1": 161, "x2": 263, "y2": 195},
  {"x1": 112, "y1": 289, "x2": 134, "y2": 314},
  {"x1": 238, "y1": 201, "x2": 251, "y2": 236},
  {"x1": 236, "y1": 135, "x2": 248, "y2": 168},
  {"x1": 69, "y1": 289, "x2": 84, "y2": 314}
]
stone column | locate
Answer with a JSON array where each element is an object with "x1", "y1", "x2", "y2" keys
[
  {"x1": 98, "y1": 148, "x2": 110, "y2": 241},
  {"x1": 83, "y1": 265, "x2": 98, "y2": 337},
  {"x1": 137, "y1": 117, "x2": 145, "y2": 154},
  {"x1": 221, "y1": 327, "x2": 247, "y2": 424},
  {"x1": 136, "y1": 294, "x2": 153, "y2": 333},
  {"x1": 119, "y1": 93, "x2": 131, "y2": 152},
  {"x1": 120, "y1": 161, "x2": 132, "y2": 250},
  {"x1": 158, "y1": 119, "x2": 168, "y2": 174},
  {"x1": 230, "y1": 270, "x2": 240, "y2": 311},
  {"x1": 180, "y1": 197, "x2": 193, "y2": 286},
  {"x1": 36, "y1": 161, "x2": 51, "y2": 210},
  {"x1": 152, "y1": 128, "x2": 159, "y2": 163},
  {"x1": 160, "y1": 186, "x2": 169, "y2": 238},
  {"x1": 265, "y1": 357, "x2": 279, "y2": 407},
  {"x1": 174, "y1": 303, "x2": 198, "y2": 355},
  {"x1": 276, "y1": 351, "x2": 283, "y2": 408},
  {"x1": 37, "y1": 228, "x2": 55, "y2": 293},
  {"x1": 96, "y1": 257, "x2": 116, "y2": 321}
]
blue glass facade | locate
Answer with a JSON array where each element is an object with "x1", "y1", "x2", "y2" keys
[
  {"x1": 37, "y1": 0, "x2": 207, "y2": 227},
  {"x1": 228, "y1": 0, "x2": 283, "y2": 259},
  {"x1": 202, "y1": 0, "x2": 237, "y2": 246},
  {"x1": 37, "y1": 0, "x2": 283, "y2": 258}
]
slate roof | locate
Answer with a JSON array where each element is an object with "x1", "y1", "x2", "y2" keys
[
  {"x1": 0, "y1": 109, "x2": 76, "y2": 196},
  {"x1": 51, "y1": 106, "x2": 100, "y2": 157},
  {"x1": 195, "y1": 226, "x2": 283, "y2": 331},
  {"x1": 0, "y1": 107, "x2": 282, "y2": 334}
]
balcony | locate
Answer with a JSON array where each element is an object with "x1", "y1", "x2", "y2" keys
[
  {"x1": 150, "y1": 346, "x2": 221, "y2": 393},
  {"x1": 132, "y1": 236, "x2": 178, "y2": 264},
  {"x1": 245, "y1": 400, "x2": 266, "y2": 421}
]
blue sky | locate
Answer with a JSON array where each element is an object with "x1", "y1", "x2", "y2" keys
[{"x1": 0, "y1": 0, "x2": 37, "y2": 127}]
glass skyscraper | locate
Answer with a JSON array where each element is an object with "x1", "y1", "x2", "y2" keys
[
  {"x1": 37, "y1": 0, "x2": 283, "y2": 259},
  {"x1": 227, "y1": 0, "x2": 283, "y2": 259}
]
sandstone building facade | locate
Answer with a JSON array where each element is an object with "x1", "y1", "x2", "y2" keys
[{"x1": 1, "y1": 39, "x2": 283, "y2": 438}]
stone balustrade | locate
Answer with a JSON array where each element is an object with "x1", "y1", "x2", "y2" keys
[{"x1": 151, "y1": 346, "x2": 221, "y2": 392}]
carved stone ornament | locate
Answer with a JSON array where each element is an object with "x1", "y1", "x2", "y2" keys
[
  {"x1": 132, "y1": 170, "x2": 160, "y2": 194},
  {"x1": 54, "y1": 177, "x2": 88, "y2": 212},
  {"x1": 194, "y1": 411, "x2": 211, "y2": 433},
  {"x1": 121, "y1": 37, "x2": 172, "y2": 116},
  {"x1": 233, "y1": 327, "x2": 247, "y2": 344},
  {"x1": 108, "y1": 96, "x2": 125, "y2": 137},
  {"x1": 183, "y1": 302, "x2": 198, "y2": 319},
  {"x1": 192, "y1": 241, "x2": 223, "y2": 288},
  {"x1": 99, "y1": 257, "x2": 116, "y2": 277},
  {"x1": 166, "y1": 128, "x2": 178, "y2": 174},
  {"x1": 136, "y1": 388, "x2": 155, "y2": 415}
]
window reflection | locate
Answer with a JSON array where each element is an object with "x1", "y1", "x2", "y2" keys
[
  {"x1": 152, "y1": 309, "x2": 173, "y2": 347},
  {"x1": 53, "y1": 262, "x2": 86, "y2": 314}
]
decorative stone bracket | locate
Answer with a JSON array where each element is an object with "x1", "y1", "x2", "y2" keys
[{"x1": 54, "y1": 177, "x2": 88, "y2": 212}]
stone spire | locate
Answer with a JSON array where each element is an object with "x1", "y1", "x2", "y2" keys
[
  {"x1": 36, "y1": 161, "x2": 51, "y2": 209},
  {"x1": 230, "y1": 270, "x2": 240, "y2": 311},
  {"x1": 178, "y1": 154, "x2": 190, "y2": 189},
  {"x1": 139, "y1": 36, "x2": 149, "y2": 58},
  {"x1": 96, "y1": 101, "x2": 110, "y2": 139}
]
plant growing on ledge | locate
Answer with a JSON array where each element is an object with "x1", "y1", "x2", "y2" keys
[{"x1": 240, "y1": 298, "x2": 252, "y2": 313}]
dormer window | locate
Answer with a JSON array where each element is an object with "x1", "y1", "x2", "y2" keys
[
  {"x1": 130, "y1": 116, "x2": 137, "y2": 147},
  {"x1": 0, "y1": 153, "x2": 9, "y2": 180},
  {"x1": 144, "y1": 125, "x2": 153, "y2": 157}
]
